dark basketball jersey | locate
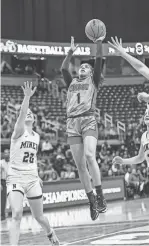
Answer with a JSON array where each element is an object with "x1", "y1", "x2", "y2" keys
[
  {"x1": 66, "y1": 76, "x2": 97, "y2": 118},
  {"x1": 61, "y1": 48, "x2": 103, "y2": 118}
]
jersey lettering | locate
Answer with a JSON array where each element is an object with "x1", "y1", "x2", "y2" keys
[
  {"x1": 9, "y1": 131, "x2": 39, "y2": 171},
  {"x1": 69, "y1": 83, "x2": 89, "y2": 92},
  {"x1": 20, "y1": 141, "x2": 38, "y2": 151}
]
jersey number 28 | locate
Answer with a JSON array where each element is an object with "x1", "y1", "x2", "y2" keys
[{"x1": 23, "y1": 152, "x2": 34, "y2": 163}]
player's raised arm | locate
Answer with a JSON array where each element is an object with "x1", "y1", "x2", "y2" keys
[
  {"x1": 61, "y1": 36, "x2": 78, "y2": 87},
  {"x1": 93, "y1": 40, "x2": 103, "y2": 88},
  {"x1": 108, "y1": 37, "x2": 149, "y2": 80},
  {"x1": 112, "y1": 142, "x2": 144, "y2": 166},
  {"x1": 12, "y1": 81, "x2": 36, "y2": 139}
]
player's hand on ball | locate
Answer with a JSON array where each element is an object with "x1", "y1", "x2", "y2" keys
[
  {"x1": 93, "y1": 34, "x2": 106, "y2": 43},
  {"x1": 137, "y1": 92, "x2": 149, "y2": 103},
  {"x1": 108, "y1": 37, "x2": 125, "y2": 55},
  {"x1": 70, "y1": 36, "x2": 79, "y2": 52},
  {"x1": 21, "y1": 81, "x2": 37, "y2": 97},
  {"x1": 112, "y1": 156, "x2": 123, "y2": 166}
]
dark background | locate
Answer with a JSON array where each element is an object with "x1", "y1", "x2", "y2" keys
[{"x1": 1, "y1": 0, "x2": 149, "y2": 42}]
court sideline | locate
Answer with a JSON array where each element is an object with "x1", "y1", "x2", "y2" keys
[{"x1": 1, "y1": 198, "x2": 149, "y2": 245}]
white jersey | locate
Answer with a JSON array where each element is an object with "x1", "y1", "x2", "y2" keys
[
  {"x1": 9, "y1": 130, "x2": 39, "y2": 173},
  {"x1": 141, "y1": 131, "x2": 149, "y2": 167}
]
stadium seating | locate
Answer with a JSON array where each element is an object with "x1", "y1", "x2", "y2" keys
[
  {"x1": 1, "y1": 83, "x2": 148, "y2": 124},
  {"x1": 97, "y1": 84, "x2": 148, "y2": 124}
]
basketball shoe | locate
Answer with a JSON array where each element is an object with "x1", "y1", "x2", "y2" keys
[
  {"x1": 88, "y1": 194, "x2": 100, "y2": 220},
  {"x1": 97, "y1": 195, "x2": 107, "y2": 213}
]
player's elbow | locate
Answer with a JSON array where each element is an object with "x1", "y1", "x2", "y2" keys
[
  {"x1": 139, "y1": 67, "x2": 149, "y2": 80},
  {"x1": 137, "y1": 155, "x2": 144, "y2": 164},
  {"x1": 61, "y1": 67, "x2": 65, "y2": 73}
]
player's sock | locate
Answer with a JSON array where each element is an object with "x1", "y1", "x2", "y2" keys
[
  {"x1": 96, "y1": 185, "x2": 107, "y2": 213},
  {"x1": 95, "y1": 185, "x2": 104, "y2": 198},
  {"x1": 47, "y1": 228, "x2": 59, "y2": 245},
  {"x1": 47, "y1": 229, "x2": 53, "y2": 237},
  {"x1": 86, "y1": 190, "x2": 95, "y2": 203}
]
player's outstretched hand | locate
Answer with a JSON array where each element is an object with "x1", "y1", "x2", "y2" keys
[
  {"x1": 112, "y1": 156, "x2": 123, "y2": 166},
  {"x1": 137, "y1": 92, "x2": 149, "y2": 103},
  {"x1": 108, "y1": 36, "x2": 125, "y2": 55},
  {"x1": 70, "y1": 36, "x2": 79, "y2": 52},
  {"x1": 21, "y1": 81, "x2": 37, "y2": 97}
]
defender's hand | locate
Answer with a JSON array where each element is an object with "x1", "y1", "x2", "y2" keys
[
  {"x1": 137, "y1": 92, "x2": 149, "y2": 103},
  {"x1": 108, "y1": 36, "x2": 125, "y2": 55},
  {"x1": 70, "y1": 36, "x2": 79, "y2": 52},
  {"x1": 21, "y1": 81, "x2": 36, "y2": 97}
]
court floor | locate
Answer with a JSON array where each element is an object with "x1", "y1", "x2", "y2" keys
[{"x1": 1, "y1": 198, "x2": 149, "y2": 245}]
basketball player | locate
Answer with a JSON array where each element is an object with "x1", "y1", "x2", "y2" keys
[
  {"x1": 61, "y1": 36, "x2": 107, "y2": 221},
  {"x1": 108, "y1": 37, "x2": 149, "y2": 111},
  {"x1": 108, "y1": 36, "x2": 149, "y2": 80},
  {"x1": 7, "y1": 81, "x2": 59, "y2": 246},
  {"x1": 112, "y1": 105, "x2": 149, "y2": 183}
]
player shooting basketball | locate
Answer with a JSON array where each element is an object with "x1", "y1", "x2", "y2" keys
[{"x1": 61, "y1": 36, "x2": 107, "y2": 221}]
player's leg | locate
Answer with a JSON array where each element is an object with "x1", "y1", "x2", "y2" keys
[
  {"x1": 67, "y1": 117, "x2": 100, "y2": 220},
  {"x1": 7, "y1": 186, "x2": 24, "y2": 245},
  {"x1": 82, "y1": 116, "x2": 107, "y2": 212},
  {"x1": 26, "y1": 180, "x2": 59, "y2": 245},
  {"x1": 84, "y1": 135, "x2": 107, "y2": 212},
  {"x1": 67, "y1": 118, "x2": 93, "y2": 192},
  {"x1": 70, "y1": 142, "x2": 100, "y2": 220},
  {"x1": 1, "y1": 179, "x2": 7, "y2": 220},
  {"x1": 70, "y1": 143, "x2": 92, "y2": 193}
]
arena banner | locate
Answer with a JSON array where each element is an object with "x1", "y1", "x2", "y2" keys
[
  {"x1": 103, "y1": 42, "x2": 149, "y2": 56},
  {"x1": 6, "y1": 177, "x2": 125, "y2": 213},
  {"x1": 0, "y1": 39, "x2": 92, "y2": 56},
  {"x1": 1, "y1": 39, "x2": 149, "y2": 57}
]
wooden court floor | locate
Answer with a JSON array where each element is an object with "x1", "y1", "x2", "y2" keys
[{"x1": 1, "y1": 198, "x2": 149, "y2": 245}]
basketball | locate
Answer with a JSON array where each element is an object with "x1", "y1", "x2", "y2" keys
[{"x1": 85, "y1": 19, "x2": 106, "y2": 42}]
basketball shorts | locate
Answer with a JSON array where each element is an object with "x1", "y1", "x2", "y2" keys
[
  {"x1": 66, "y1": 115, "x2": 98, "y2": 145},
  {"x1": 7, "y1": 167, "x2": 42, "y2": 199}
]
